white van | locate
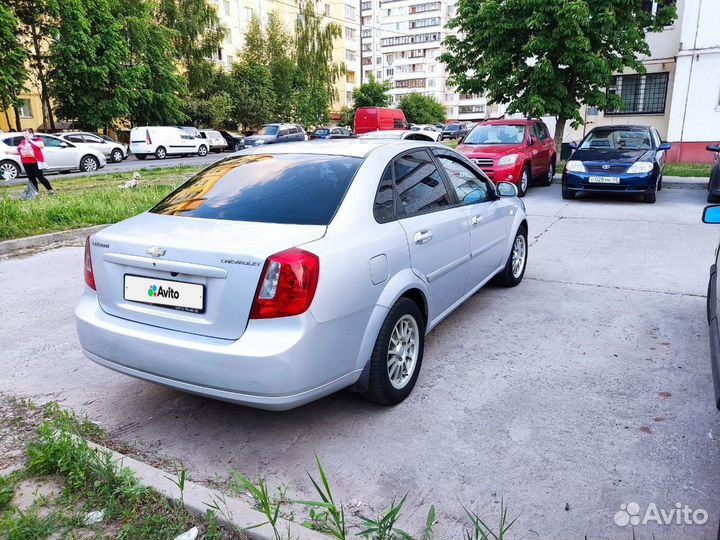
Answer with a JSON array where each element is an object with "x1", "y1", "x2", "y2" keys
[{"x1": 129, "y1": 126, "x2": 209, "y2": 160}]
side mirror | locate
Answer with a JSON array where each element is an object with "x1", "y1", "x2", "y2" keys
[
  {"x1": 59, "y1": 142, "x2": 68, "y2": 148},
  {"x1": 496, "y1": 181, "x2": 518, "y2": 197},
  {"x1": 568, "y1": 142, "x2": 578, "y2": 150},
  {"x1": 703, "y1": 205, "x2": 720, "y2": 224},
  {"x1": 658, "y1": 142, "x2": 672, "y2": 151},
  {"x1": 707, "y1": 144, "x2": 720, "y2": 153}
]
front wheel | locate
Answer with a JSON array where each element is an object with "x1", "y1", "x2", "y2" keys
[
  {"x1": 198, "y1": 145, "x2": 208, "y2": 157},
  {"x1": 562, "y1": 188, "x2": 575, "y2": 200},
  {"x1": 0, "y1": 160, "x2": 21, "y2": 181},
  {"x1": 643, "y1": 186, "x2": 657, "y2": 204},
  {"x1": 363, "y1": 298, "x2": 425, "y2": 405},
  {"x1": 495, "y1": 225, "x2": 528, "y2": 287},
  {"x1": 80, "y1": 155, "x2": 99, "y2": 172},
  {"x1": 110, "y1": 148, "x2": 123, "y2": 163},
  {"x1": 517, "y1": 166, "x2": 530, "y2": 197},
  {"x1": 233, "y1": 142, "x2": 243, "y2": 152}
]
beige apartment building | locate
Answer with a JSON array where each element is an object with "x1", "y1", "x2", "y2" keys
[{"x1": 212, "y1": 0, "x2": 361, "y2": 116}]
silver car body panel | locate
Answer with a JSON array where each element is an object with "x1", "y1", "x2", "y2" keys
[{"x1": 76, "y1": 140, "x2": 526, "y2": 409}]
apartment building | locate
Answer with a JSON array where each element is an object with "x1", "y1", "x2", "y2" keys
[
  {"x1": 212, "y1": 0, "x2": 360, "y2": 114},
  {"x1": 359, "y1": 0, "x2": 492, "y2": 122},
  {"x1": 559, "y1": 0, "x2": 719, "y2": 162}
]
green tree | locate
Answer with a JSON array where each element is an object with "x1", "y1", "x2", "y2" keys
[
  {"x1": 156, "y1": 0, "x2": 226, "y2": 94},
  {"x1": 265, "y1": 11, "x2": 296, "y2": 122},
  {"x1": 185, "y1": 91, "x2": 234, "y2": 128},
  {"x1": 399, "y1": 93, "x2": 446, "y2": 125},
  {"x1": 114, "y1": 0, "x2": 187, "y2": 126},
  {"x1": 242, "y1": 13, "x2": 266, "y2": 65},
  {"x1": 293, "y1": 0, "x2": 343, "y2": 127},
  {"x1": 337, "y1": 106, "x2": 353, "y2": 128},
  {"x1": 440, "y1": 0, "x2": 676, "y2": 149},
  {"x1": 229, "y1": 61, "x2": 276, "y2": 130},
  {"x1": 7, "y1": 0, "x2": 58, "y2": 130},
  {"x1": 50, "y1": 0, "x2": 135, "y2": 129},
  {"x1": 352, "y1": 75, "x2": 391, "y2": 109},
  {"x1": 0, "y1": 3, "x2": 28, "y2": 130}
]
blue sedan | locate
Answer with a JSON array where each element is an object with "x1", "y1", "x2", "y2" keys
[{"x1": 561, "y1": 125, "x2": 671, "y2": 203}]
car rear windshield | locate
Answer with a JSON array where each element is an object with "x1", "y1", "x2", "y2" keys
[
  {"x1": 314, "y1": 129, "x2": 330, "y2": 135},
  {"x1": 151, "y1": 154, "x2": 362, "y2": 225}
]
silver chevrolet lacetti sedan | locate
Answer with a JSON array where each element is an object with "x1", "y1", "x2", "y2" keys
[{"x1": 76, "y1": 140, "x2": 528, "y2": 410}]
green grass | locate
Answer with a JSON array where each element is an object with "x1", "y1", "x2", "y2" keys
[
  {"x1": 664, "y1": 162, "x2": 712, "y2": 178},
  {"x1": 0, "y1": 166, "x2": 201, "y2": 241}
]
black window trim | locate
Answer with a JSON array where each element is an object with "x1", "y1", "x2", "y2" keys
[{"x1": 431, "y1": 147, "x2": 498, "y2": 199}]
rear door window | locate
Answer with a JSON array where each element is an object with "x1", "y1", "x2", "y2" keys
[
  {"x1": 2, "y1": 136, "x2": 23, "y2": 146},
  {"x1": 151, "y1": 154, "x2": 362, "y2": 225},
  {"x1": 393, "y1": 150, "x2": 452, "y2": 217},
  {"x1": 66, "y1": 134, "x2": 85, "y2": 143}
]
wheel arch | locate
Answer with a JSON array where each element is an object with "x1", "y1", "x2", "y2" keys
[{"x1": 80, "y1": 154, "x2": 99, "y2": 170}]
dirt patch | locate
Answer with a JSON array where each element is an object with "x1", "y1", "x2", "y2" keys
[{"x1": 12, "y1": 476, "x2": 63, "y2": 516}]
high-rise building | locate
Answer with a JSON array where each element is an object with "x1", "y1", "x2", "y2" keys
[
  {"x1": 359, "y1": 0, "x2": 494, "y2": 122},
  {"x1": 212, "y1": 0, "x2": 360, "y2": 116}
]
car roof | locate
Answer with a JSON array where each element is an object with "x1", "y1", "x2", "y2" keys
[
  {"x1": 588, "y1": 125, "x2": 650, "y2": 131},
  {"x1": 482, "y1": 119, "x2": 536, "y2": 126},
  {"x1": 2, "y1": 131, "x2": 59, "y2": 137},
  {"x1": 240, "y1": 139, "x2": 441, "y2": 158}
]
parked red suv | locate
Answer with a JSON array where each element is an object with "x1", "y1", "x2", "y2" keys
[{"x1": 457, "y1": 119, "x2": 556, "y2": 197}]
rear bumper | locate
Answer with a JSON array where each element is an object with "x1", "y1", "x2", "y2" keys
[
  {"x1": 75, "y1": 292, "x2": 366, "y2": 410},
  {"x1": 563, "y1": 171, "x2": 657, "y2": 193},
  {"x1": 707, "y1": 264, "x2": 720, "y2": 410}
]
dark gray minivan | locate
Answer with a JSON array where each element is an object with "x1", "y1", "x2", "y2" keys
[{"x1": 245, "y1": 124, "x2": 307, "y2": 147}]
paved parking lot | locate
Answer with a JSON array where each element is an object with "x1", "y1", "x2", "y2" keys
[{"x1": 2, "y1": 183, "x2": 719, "y2": 539}]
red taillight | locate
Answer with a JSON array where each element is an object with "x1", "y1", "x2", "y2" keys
[
  {"x1": 249, "y1": 248, "x2": 319, "y2": 319},
  {"x1": 145, "y1": 129, "x2": 152, "y2": 145},
  {"x1": 84, "y1": 237, "x2": 96, "y2": 290}
]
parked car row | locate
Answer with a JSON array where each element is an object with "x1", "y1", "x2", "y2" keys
[{"x1": 0, "y1": 132, "x2": 107, "y2": 180}]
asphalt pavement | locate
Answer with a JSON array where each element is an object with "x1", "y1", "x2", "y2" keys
[{"x1": 1, "y1": 183, "x2": 719, "y2": 539}]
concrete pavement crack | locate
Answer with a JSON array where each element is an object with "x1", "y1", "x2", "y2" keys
[{"x1": 525, "y1": 275, "x2": 706, "y2": 298}]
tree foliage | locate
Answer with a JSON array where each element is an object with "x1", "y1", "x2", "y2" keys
[
  {"x1": 50, "y1": 0, "x2": 135, "y2": 129},
  {"x1": 399, "y1": 93, "x2": 446, "y2": 125},
  {"x1": 156, "y1": 0, "x2": 226, "y2": 94},
  {"x1": 440, "y1": 0, "x2": 677, "y2": 147},
  {"x1": 114, "y1": 0, "x2": 187, "y2": 126},
  {"x1": 352, "y1": 75, "x2": 391, "y2": 109},
  {"x1": 7, "y1": 0, "x2": 58, "y2": 129},
  {"x1": 0, "y1": 3, "x2": 28, "y2": 129},
  {"x1": 294, "y1": 0, "x2": 344, "y2": 127},
  {"x1": 229, "y1": 61, "x2": 276, "y2": 130}
]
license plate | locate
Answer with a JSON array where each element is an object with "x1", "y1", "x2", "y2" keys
[
  {"x1": 124, "y1": 275, "x2": 205, "y2": 313},
  {"x1": 588, "y1": 176, "x2": 620, "y2": 184}
]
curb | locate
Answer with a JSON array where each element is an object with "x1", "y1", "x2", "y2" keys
[
  {"x1": 0, "y1": 225, "x2": 107, "y2": 256},
  {"x1": 85, "y1": 440, "x2": 332, "y2": 540}
]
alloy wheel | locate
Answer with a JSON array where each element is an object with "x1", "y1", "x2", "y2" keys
[
  {"x1": 512, "y1": 234, "x2": 527, "y2": 278},
  {"x1": 547, "y1": 163, "x2": 554, "y2": 184},
  {"x1": 82, "y1": 157, "x2": 98, "y2": 172},
  {"x1": 1, "y1": 162, "x2": 19, "y2": 180},
  {"x1": 387, "y1": 314, "x2": 420, "y2": 390}
]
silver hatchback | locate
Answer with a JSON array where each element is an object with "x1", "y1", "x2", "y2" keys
[{"x1": 76, "y1": 141, "x2": 527, "y2": 410}]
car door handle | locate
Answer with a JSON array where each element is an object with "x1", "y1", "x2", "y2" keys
[
  {"x1": 413, "y1": 230, "x2": 433, "y2": 245},
  {"x1": 471, "y1": 215, "x2": 482, "y2": 226}
]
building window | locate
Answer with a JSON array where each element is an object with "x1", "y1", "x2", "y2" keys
[
  {"x1": 606, "y1": 72, "x2": 669, "y2": 115},
  {"x1": 376, "y1": 70, "x2": 382, "y2": 78},
  {"x1": 345, "y1": 26, "x2": 356, "y2": 40},
  {"x1": 459, "y1": 104, "x2": 486, "y2": 114},
  {"x1": 346, "y1": 49, "x2": 357, "y2": 62},
  {"x1": 643, "y1": 0, "x2": 676, "y2": 17},
  {"x1": 409, "y1": 17, "x2": 440, "y2": 29},
  {"x1": 362, "y1": 42, "x2": 372, "y2": 51},
  {"x1": 18, "y1": 99, "x2": 32, "y2": 118},
  {"x1": 361, "y1": 28, "x2": 371, "y2": 38},
  {"x1": 386, "y1": 68, "x2": 394, "y2": 76},
  {"x1": 409, "y1": 2, "x2": 441, "y2": 14},
  {"x1": 362, "y1": 57, "x2": 372, "y2": 66},
  {"x1": 345, "y1": 3, "x2": 357, "y2": 19},
  {"x1": 346, "y1": 91, "x2": 354, "y2": 103},
  {"x1": 376, "y1": 56, "x2": 382, "y2": 64},
  {"x1": 245, "y1": 7, "x2": 253, "y2": 21},
  {"x1": 380, "y1": 32, "x2": 439, "y2": 47},
  {"x1": 223, "y1": 0, "x2": 230, "y2": 15},
  {"x1": 346, "y1": 71, "x2": 356, "y2": 83},
  {"x1": 361, "y1": 1, "x2": 371, "y2": 10},
  {"x1": 324, "y1": 3, "x2": 331, "y2": 16},
  {"x1": 226, "y1": 54, "x2": 233, "y2": 68}
]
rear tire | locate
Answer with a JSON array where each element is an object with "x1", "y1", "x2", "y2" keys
[
  {"x1": 562, "y1": 188, "x2": 575, "y2": 200},
  {"x1": 496, "y1": 225, "x2": 528, "y2": 287},
  {"x1": 154, "y1": 146, "x2": 167, "y2": 159},
  {"x1": 541, "y1": 159, "x2": 555, "y2": 186},
  {"x1": 364, "y1": 298, "x2": 425, "y2": 406}
]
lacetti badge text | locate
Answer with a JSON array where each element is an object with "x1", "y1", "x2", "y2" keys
[{"x1": 147, "y1": 284, "x2": 180, "y2": 299}]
